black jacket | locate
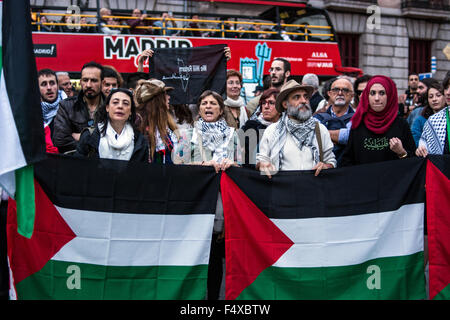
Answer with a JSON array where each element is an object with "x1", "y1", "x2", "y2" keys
[
  {"x1": 74, "y1": 126, "x2": 149, "y2": 162},
  {"x1": 53, "y1": 92, "x2": 104, "y2": 154}
]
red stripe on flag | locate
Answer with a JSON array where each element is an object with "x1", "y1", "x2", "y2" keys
[
  {"x1": 221, "y1": 173, "x2": 293, "y2": 300},
  {"x1": 426, "y1": 160, "x2": 450, "y2": 300},
  {"x1": 6, "y1": 180, "x2": 76, "y2": 285}
]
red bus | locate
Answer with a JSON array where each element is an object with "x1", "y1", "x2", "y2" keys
[{"x1": 32, "y1": 1, "x2": 362, "y2": 99}]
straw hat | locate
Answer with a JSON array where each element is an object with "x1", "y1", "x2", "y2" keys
[{"x1": 275, "y1": 80, "x2": 314, "y2": 113}]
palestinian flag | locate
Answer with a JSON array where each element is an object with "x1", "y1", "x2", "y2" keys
[
  {"x1": 222, "y1": 158, "x2": 427, "y2": 300},
  {"x1": 0, "y1": 0, "x2": 46, "y2": 237},
  {"x1": 7, "y1": 156, "x2": 219, "y2": 299},
  {"x1": 426, "y1": 155, "x2": 450, "y2": 300}
]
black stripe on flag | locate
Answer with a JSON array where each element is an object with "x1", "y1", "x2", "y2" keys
[
  {"x1": 2, "y1": 0, "x2": 46, "y2": 164},
  {"x1": 225, "y1": 157, "x2": 426, "y2": 219},
  {"x1": 427, "y1": 155, "x2": 450, "y2": 180},
  {"x1": 149, "y1": 44, "x2": 227, "y2": 105},
  {"x1": 34, "y1": 155, "x2": 220, "y2": 215}
]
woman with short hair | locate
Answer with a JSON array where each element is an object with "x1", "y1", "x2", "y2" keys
[{"x1": 181, "y1": 90, "x2": 241, "y2": 171}]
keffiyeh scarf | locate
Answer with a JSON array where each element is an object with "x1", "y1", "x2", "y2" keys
[
  {"x1": 419, "y1": 106, "x2": 449, "y2": 154},
  {"x1": 192, "y1": 118, "x2": 233, "y2": 162},
  {"x1": 99, "y1": 121, "x2": 135, "y2": 160},
  {"x1": 41, "y1": 90, "x2": 66, "y2": 125},
  {"x1": 266, "y1": 113, "x2": 319, "y2": 169}
]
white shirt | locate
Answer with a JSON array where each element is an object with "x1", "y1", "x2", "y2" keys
[{"x1": 257, "y1": 121, "x2": 336, "y2": 171}]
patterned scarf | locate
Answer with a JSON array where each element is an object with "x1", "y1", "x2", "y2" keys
[
  {"x1": 267, "y1": 113, "x2": 319, "y2": 169},
  {"x1": 192, "y1": 118, "x2": 233, "y2": 162},
  {"x1": 155, "y1": 127, "x2": 178, "y2": 153},
  {"x1": 41, "y1": 90, "x2": 66, "y2": 125},
  {"x1": 419, "y1": 106, "x2": 448, "y2": 154}
]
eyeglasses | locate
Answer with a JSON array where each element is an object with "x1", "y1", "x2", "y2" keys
[
  {"x1": 330, "y1": 87, "x2": 352, "y2": 94},
  {"x1": 355, "y1": 90, "x2": 363, "y2": 96},
  {"x1": 261, "y1": 100, "x2": 275, "y2": 106}
]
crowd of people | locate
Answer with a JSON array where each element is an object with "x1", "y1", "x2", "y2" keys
[
  {"x1": 32, "y1": 8, "x2": 305, "y2": 41},
  {"x1": 1, "y1": 40, "x2": 449, "y2": 299}
]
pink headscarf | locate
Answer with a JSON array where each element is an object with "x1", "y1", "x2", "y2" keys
[{"x1": 351, "y1": 75, "x2": 398, "y2": 135}]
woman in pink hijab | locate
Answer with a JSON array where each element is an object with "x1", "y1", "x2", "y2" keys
[{"x1": 340, "y1": 75, "x2": 416, "y2": 166}]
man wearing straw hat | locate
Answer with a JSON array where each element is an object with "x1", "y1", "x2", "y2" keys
[{"x1": 256, "y1": 80, "x2": 336, "y2": 178}]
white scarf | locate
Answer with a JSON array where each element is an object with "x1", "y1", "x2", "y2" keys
[
  {"x1": 98, "y1": 122, "x2": 135, "y2": 161},
  {"x1": 191, "y1": 118, "x2": 234, "y2": 162},
  {"x1": 224, "y1": 96, "x2": 248, "y2": 128}
]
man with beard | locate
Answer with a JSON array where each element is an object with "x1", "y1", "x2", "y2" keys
[
  {"x1": 406, "y1": 78, "x2": 440, "y2": 127},
  {"x1": 38, "y1": 69, "x2": 67, "y2": 134},
  {"x1": 314, "y1": 77, "x2": 355, "y2": 165},
  {"x1": 53, "y1": 61, "x2": 104, "y2": 154},
  {"x1": 256, "y1": 80, "x2": 336, "y2": 178},
  {"x1": 399, "y1": 72, "x2": 419, "y2": 118},
  {"x1": 246, "y1": 58, "x2": 291, "y2": 117}
]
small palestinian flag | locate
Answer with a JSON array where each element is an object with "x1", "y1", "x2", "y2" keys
[
  {"x1": 7, "y1": 156, "x2": 219, "y2": 299},
  {"x1": 0, "y1": 0, "x2": 46, "y2": 238},
  {"x1": 222, "y1": 158, "x2": 427, "y2": 300},
  {"x1": 426, "y1": 155, "x2": 450, "y2": 300}
]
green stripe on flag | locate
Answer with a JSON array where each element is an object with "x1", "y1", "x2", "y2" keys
[
  {"x1": 16, "y1": 260, "x2": 208, "y2": 300},
  {"x1": 237, "y1": 252, "x2": 425, "y2": 300},
  {"x1": 15, "y1": 165, "x2": 35, "y2": 238},
  {"x1": 432, "y1": 284, "x2": 450, "y2": 300}
]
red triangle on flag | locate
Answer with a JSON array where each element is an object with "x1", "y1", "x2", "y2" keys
[
  {"x1": 7, "y1": 180, "x2": 76, "y2": 285},
  {"x1": 221, "y1": 173, "x2": 294, "y2": 300},
  {"x1": 426, "y1": 160, "x2": 450, "y2": 300}
]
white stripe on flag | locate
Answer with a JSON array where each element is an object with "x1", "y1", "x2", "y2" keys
[
  {"x1": 52, "y1": 206, "x2": 215, "y2": 267},
  {"x1": 272, "y1": 203, "x2": 424, "y2": 268},
  {"x1": 0, "y1": 71, "x2": 27, "y2": 196}
]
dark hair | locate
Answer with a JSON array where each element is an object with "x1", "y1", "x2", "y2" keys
[
  {"x1": 354, "y1": 74, "x2": 372, "y2": 93},
  {"x1": 103, "y1": 66, "x2": 121, "y2": 85},
  {"x1": 259, "y1": 88, "x2": 280, "y2": 107},
  {"x1": 126, "y1": 72, "x2": 149, "y2": 90},
  {"x1": 94, "y1": 88, "x2": 136, "y2": 136},
  {"x1": 409, "y1": 72, "x2": 419, "y2": 78},
  {"x1": 37, "y1": 68, "x2": 58, "y2": 83},
  {"x1": 353, "y1": 74, "x2": 372, "y2": 107},
  {"x1": 273, "y1": 57, "x2": 291, "y2": 73},
  {"x1": 443, "y1": 74, "x2": 450, "y2": 91},
  {"x1": 197, "y1": 90, "x2": 225, "y2": 119},
  {"x1": 322, "y1": 77, "x2": 337, "y2": 101},
  {"x1": 421, "y1": 82, "x2": 445, "y2": 119},
  {"x1": 171, "y1": 104, "x2": 194, "y2": 126},
  {"x1": 81, "y1": 61, "x2": 104, "y2": 80}
]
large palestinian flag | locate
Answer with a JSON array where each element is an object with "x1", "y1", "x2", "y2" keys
[
  {"x1": 222, "y1": 158, "x2": 427, "y2": 300},
  {"x1": 7, "y1": 156, "x2": 220, "y2": 299},
  {"x1": 426, "y1": 155, "x2": 450, "y2": 300},
  {"x1": 0, "y1": 0, "x2": 46, "y2": 237}
]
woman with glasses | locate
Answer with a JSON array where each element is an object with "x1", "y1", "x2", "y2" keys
[
  {"x1": 74, "y1": 88, "x2": 149, "y2": 162},
  {"x1": 135, "y1": 79, "x2": 180, "y2": 164},
  {"x1": 241, "y1": 88, "x2": 280, "y2": 167},
  {"x1": 340, "y1": 75, "x2": 416, "y2": 166}
]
